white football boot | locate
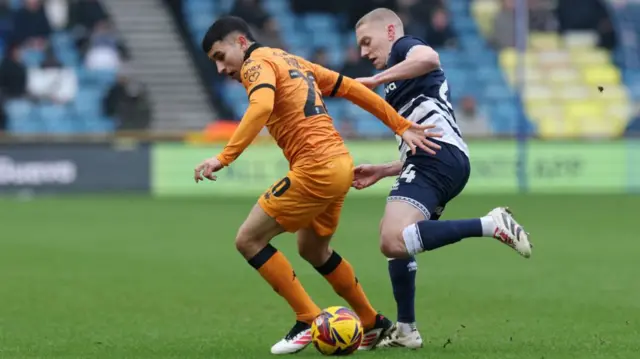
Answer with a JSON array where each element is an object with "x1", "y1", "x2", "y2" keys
[
  {"x1": 378, "y1": 322, "x2": 424, "y2": 349},
  {"x1": 488, "y1": 207, "x2": 532, "y2": 258},
  {"x1": 358, "y1": 314, "x2": 394, "y2": 351},
  {"x1": 270, "y1": 321, "x2": 312, "y2": 355}
]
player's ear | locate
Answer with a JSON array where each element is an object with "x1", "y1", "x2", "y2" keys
[
  {"x1": 237, "y1": 35, "x2": 249, "y2": 49},
  {"x1": 387, "y1": 24, "x2": 395, "y2": 41}
]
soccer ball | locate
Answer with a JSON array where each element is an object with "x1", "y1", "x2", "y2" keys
[{"x1": 311, "y1": 306, "x2": 364, "y2": 356}]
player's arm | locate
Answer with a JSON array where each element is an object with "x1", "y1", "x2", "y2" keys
[
  {"x1": 308, "y1": 61, "x2": 411, "y2": 135},
  {"x1": 370, "y1": 45, "x2": 440, "y2": 84},
  {"x1": 352, "y1": 160, "x2": 403, "y2": 190},
  {"x1": 379, "y1": 160, "x2": 403, "y2": 177},
  {"x1": 215, "y1": 61, "x2": 276, "y2": 166}
]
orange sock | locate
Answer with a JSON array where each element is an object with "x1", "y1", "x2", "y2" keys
[
  {"x1": 249, "y1": 245, "x2": 321, "y2": 324},
  {"x1": 315, "y1": 251, "x2": 378, "y2": 329}
]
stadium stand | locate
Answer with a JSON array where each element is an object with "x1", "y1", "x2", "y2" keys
[
  {"x1": 0, "y1": 0, "x2": 135, "y2": 134},
  {"x1": 7, "y1": 0, "x2": 631, "y2": 139},
  {"x1": 474, "y1": 0, "x2": 631, "y2": 138},
  {"x1": 182, "y1": 0, "x2": 537, "y2": 137}
]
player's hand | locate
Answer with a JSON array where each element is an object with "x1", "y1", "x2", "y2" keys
[
  {"x1": 352, "y1": 164, "x2": 384, "y2": 190},
  {"x1": 401, "y1": 123, "x2": 443, "y2": 156},
  {"x1": 194, "y1": 157, "x2": 223, "y2": 183},
  {"x1": 355, "y1": 76, "x2": 380, "y2": 89}
]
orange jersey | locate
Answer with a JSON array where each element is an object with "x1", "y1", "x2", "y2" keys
[{"x1": 216, "y1": 44, "x2": 413, "y2": 167}]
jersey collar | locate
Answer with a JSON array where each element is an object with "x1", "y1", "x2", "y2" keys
[{"x1": 244, "y1": 43, "x2": 262, "y2": 61}]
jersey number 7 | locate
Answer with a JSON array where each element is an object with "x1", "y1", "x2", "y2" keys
[{"x1": 289, "y1": 70, "x2": 327, "y2": 118}]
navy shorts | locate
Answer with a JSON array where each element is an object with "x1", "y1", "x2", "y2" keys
[{"x1": 388, "y1": 140, "x2": 470, "y2": 220}]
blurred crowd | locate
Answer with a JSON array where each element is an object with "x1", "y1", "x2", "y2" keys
[
  {"x1": 491, "y1": 0, "x2": 616, "y2": 50},
  {"x1": 0, "y1": 0, "x2": 149, "y2": 131},
  {"x1": 2, "y1": 0, "x2": 636, "y2": 136},
  {"x1": 210, "y1": 0, "x2": 627, "y2": 137}
]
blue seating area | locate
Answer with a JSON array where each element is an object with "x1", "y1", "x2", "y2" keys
[
  {"x1": 1, "y1": 1, "x2": 117, "y2": 135},
  {"x1": 184, "y1": 0, "x2": 535, "y2": 136},
  {"x1": 610, "y1": 1, "x2": 640, "y2": 103}
]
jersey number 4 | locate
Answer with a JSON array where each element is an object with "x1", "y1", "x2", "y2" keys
[
  {"x1": 400, "y1": 164, "x2": 416, "y2": 183},
  {"x1": 289, "y1": 70, "x2": 327, "y2": 118}
]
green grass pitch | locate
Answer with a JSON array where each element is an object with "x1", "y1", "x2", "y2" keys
[{"x1": 1, "y1": 194, "x2": 639, "y2": 359}]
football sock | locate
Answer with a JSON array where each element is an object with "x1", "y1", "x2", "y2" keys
[
  {"x1": 315, "y1": 251, "x2": 378, "y2": 329},
  {"x1": 388, "y1": 257, "x2": 417, "y2": 324},
  {"x1": 249, "y1": 244, "x2": 321, "y2": 324},
  {"x1": 403, "y1": 219, "x2": 484, "y2": 255}
]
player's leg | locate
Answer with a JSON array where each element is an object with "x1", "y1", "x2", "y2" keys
[
  {"x1": 249, "y1": 176, "x2": 325, "y2": 355},
  {"x1": 382, "y1": 149, "x2": 532, "y2": 260},
  {"x1": 376, "y1": 201, "x2": 425, "y2": 349},
  {"x1": 297, "y1": 222, "x2": 393, "y2": 351}
]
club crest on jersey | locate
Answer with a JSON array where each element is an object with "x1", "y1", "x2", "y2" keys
[{"x1": 384, "y1": 82, "x2": 397, "y2": 94}]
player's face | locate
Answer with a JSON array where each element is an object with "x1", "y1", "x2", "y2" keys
[
  {"x1": 208, "y1": 35, "x2": 250, "y2": 82},
  {"x1": 356, "y1": 23, "x2": 394, "y2": 70}
]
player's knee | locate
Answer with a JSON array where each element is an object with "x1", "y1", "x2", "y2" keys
[
  {"x1": 379, "y1": 228, "x2": 407, "y2": 258},
  {"x1": 235, "y1": 227, "x2": 263, "y2": 257},
  {"x1": 298, "y1": 236, "x2": 332, "y2": 267}
]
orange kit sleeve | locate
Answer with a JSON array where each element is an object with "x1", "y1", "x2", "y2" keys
[
  {"x1": 308, "y1": 62, "x2": 412, "y2": 136},
  {"x1": 216, "y1": 60, "x2": 277, "y2": 166}
]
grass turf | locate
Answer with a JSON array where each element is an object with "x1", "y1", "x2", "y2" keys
[{"x1": 0, "y1": 194, "x2": 638, "y2": 359}]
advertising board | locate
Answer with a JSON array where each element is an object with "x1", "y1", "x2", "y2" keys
[{"x1": 0, "y1": 143, "x2": 150, "y2": 194}]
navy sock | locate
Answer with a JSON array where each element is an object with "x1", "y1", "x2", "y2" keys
[
  {"x1": 416, "y1": 219, "x2": 483, "y2": 251},
  {"x1": 388, "y1": 258, "x2": 417, "y2": 323}
]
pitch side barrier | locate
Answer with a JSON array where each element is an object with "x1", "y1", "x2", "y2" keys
[
  {"x1": 152, "y1": 140, "x2": 638, "y2": 196},
  {"x1": 0, "y1": 136, "x2": 151, "y2": 194}
]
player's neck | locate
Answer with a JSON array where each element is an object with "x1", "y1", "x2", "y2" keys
[{"x1": 243, "y1": 42, "x2": 261, "y2": 61}]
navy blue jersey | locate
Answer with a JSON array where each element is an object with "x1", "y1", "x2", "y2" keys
[{"x1": 384, "y1": 36, "x2": 468, "y2": 160}]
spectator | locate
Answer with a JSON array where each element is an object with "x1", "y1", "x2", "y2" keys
[
  {"x1": 104, "y1": 68, "x2": 151, "y2": 130},
  {"x1": 455, "y1": 96, "x2": 492, "y2": 137},
  {"x1": 27, "y1": 47, "x2": 78, "y2": 104},
  {"x1": 624, "y1": 107, "x2": 640, "y2": 136},
  {"x1": 425, "y1": 7, "x2": 457, "y2": 48},
  {"x1": 310, "y1": 47, "x2": 331, "y2": 69},
  {"x1": 290, "y1": 0, "x2": 342, "y2": 14},
  {"x1": 340, "y1": 47, "x2": 374, "y2": 79},
  {"x1": 528, "y1": 0, "x2": 556, "y2": 32},
  {"x1": 397, "y1": 10, "x2": 427, "y2": 39},
  {"x1": 491, "y1": 0, "x2": 516, "y2": 49},
  {"x1": 0, "y1": 43, "x2": 27, "y2": 100},
  {"x1": 256, "y1": 17, "x2": 286, "y2": 50},
  {"x1": 397, "y1": 0, "x2": 442, "y2": 31},
  {"x1": 346, "y1": 0, "x2": 397, "y2": 29},
  {"x1": 68, "y1": 0, "x2": 108, "y2": 35},
  {"x1": 230, "y1": 0, "x2": 270, "y2": 31},
  {"x1": 44, "y1": 0, "x2": 70, "y2": 30},
  {"x1": 0, "y1": 0, "x2": 12, "y2": 46},
  {"x1": 84, "y1": 21, "x2": 123, "y2": 71},
  {"x1": 11, "y1": 0, "x2": 52, "y2": 48}
]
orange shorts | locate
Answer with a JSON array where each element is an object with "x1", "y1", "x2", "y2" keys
[{"x1": 258, "y1": 155, "x2": 354, "y2": 237}]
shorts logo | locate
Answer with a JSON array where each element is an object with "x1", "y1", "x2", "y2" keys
[{"x1": 391, "y1": 178, "x2": 399, "y2": 191}]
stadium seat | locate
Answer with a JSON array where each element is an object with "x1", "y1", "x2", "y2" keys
[
  {"x1": 5, "y1": 99, "x2": 42, "y2": 134},
  {"x1": 529, "y1": 32, "x2": 561, "y2": 50},
  {"x1": 39, "y1": 104, "x2": 76, "y2": 134},
  {"x1": 20, "y1": 48, "x2": 44, "y2": 67},
  {"x1": 564, "y1": 101, "x2": 605, "y2": 121},
  {"x1": 83, "y1": 116, "x2": 116, "y2": 133},
  {"x1": 582, "y1": 66, "x2": 621, "y2": 86},
  {"x1": 74, "y1": 88, "x2": 103, "y2": 119},
  {"x1": 537, "y1": 116, "x2": 579, "y2": 138}
]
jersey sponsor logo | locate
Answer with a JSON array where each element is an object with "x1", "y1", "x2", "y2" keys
[
  {"x1": 243, "y1": 63, "x2": 262, "y2": 83},
  {"x1": 384, "y1": 82, "x2": 397, "y2": 95}
]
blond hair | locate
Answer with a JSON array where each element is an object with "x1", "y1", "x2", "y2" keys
[{"x1": 355, "y1": 8, "x2": 404, "y2": 30}]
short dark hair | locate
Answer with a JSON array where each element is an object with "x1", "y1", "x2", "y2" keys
[{"x1": 201, "y1": 16, "x2": 255, "y2": 53}]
